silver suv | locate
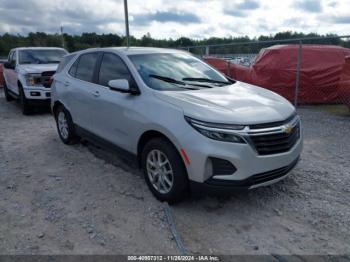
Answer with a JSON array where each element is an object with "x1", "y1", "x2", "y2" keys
[
  {"x1": 3, "y1": 47, "x2": 68, "y2": 114},
  {"x1": 51, "y1": 47, "x2": 302, "y2": 203}
]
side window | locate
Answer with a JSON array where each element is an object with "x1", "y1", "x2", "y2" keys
[
  {"x1": 57, "y1": 54, "x2": 75, "y2": 73},
  {"x1": 8, "y1": 51, "x2": 13, "y2": 62},
  {"x1": 8, "y1": 51, "x2": 16, "y2": 64},
  {"x1": 68, "y1": 58, "x2": 79, "y2": 77},
  {"x1": 98, "y1": 53, "x2": 134, "y2": 87},
  {"x1": 75, "y1": 53, "x2": 99, "y2": 82},
  {"x1": 12, "y1": 51, "x2": 17, "y2": 64}
]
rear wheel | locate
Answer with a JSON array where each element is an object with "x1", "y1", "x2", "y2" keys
[
  {"x1": 19, "y1": 85, "x2": 31, "y2": 115},
  {"x1": 3, "y1": 82, "x2": 14, "y2": 102},
  {"x1": 55, "y1": 106, "x2": 79, "y2": 144},
  {"x1": 141, "y1": 138, "x2": 188, "y2": 204}
]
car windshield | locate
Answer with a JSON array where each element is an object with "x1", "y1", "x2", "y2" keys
[
  {"x1": 19, "y1": 49, "x2": 67, "y2": 65},
  {"x1": 128, "y1": 53, "x2": 230, "y2": 91}
]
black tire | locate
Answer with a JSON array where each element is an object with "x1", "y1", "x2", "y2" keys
[
  {"x1": 54, "y1": 105, "x2": 79, "y2": 145},
  {"x1": 3, "y1": 82, "x2": 14, "y2": 102},
  {"x1": 141, "y1": 137, "x2": 188, "y2": 204},
  {"x1": 19, "y1": 85, "x2": 31, "y2": 115}
]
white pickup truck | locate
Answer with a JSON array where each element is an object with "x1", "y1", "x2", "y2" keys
[{"x1": 3, "y1": 47, "x2": 68, "y2": 114}]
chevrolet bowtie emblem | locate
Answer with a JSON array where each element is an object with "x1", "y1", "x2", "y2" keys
[{"x1": 284, "y1": 125, "x2": 293, "y2": 134}]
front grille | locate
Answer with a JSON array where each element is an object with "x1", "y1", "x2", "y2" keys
[
  {"x1": 249, "y1": 121, "x2": 300, "y2": 155},
  {"x1": 251, "y1": 157, "x2": 299, "y2": 185},
  {"x1": 41, "y1": 71, "x2": 55, "y2": 88}
]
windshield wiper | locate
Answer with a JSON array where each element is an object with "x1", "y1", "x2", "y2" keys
[
  {"x1": 149, "y1": 74, "x2": 216, "y2": 90},
  {"x1": 149, "y1": 74, "x2": 198, "y2": 90},
  {"x1": 182, "y1": 77, "x2": 231, "y2": 85},
  {"x1": 149, "y1": 74, "x2": 187, "y2": 85},
  {"x1": 46, "y1": 61, "x2": 61, "y2": 64},
  {"x1": 150, "y1": 74, "x2": 214, "y2": 89}
]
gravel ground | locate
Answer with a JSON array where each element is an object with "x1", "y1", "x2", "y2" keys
[
  {"x1": 0, "y1": 93, "x2": 177, "y2": 254},
  {"x1": 0, "y1": 92, "x2": 349, "y2": 255},
  {"x1": 171, "y1": 108, "x2": 350, "y2": 255}
]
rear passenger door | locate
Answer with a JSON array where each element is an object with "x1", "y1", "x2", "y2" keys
[
  {"x1": 64, "y1": 52, "x2": 100, "y2": 132},
  {"x1": 89, "y1": 52, "x2": 139, "y2": 152}
]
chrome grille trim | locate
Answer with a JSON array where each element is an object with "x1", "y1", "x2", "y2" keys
[
  {"x1": 246, "y1": 116, "x2": 300, "y2": 136},
  {"x1": 245, "y1": 116, "x2": 301, "y2": 155}
]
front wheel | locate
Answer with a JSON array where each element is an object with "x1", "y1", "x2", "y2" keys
[
  {"x1": 141, "y1": 138, "x2": 189, "y2": 204},
  {"x1": 19, "y1": 86, "x2": 31, "y2": 115},
  {"x1": 55, "y1": 106, "x2": 79, "y2": 145}
]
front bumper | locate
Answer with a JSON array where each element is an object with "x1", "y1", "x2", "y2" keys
[
  {"x1": 204, "y1": 156, "x2": 298, "y2": 188},
  {"x1": 23, "y1": 86, "x2": 51, "y2": 100},
  {"x1": 189, "y1": 156, "x2": 300, "y2": 195},
  {"x1": 26, "y1": 98, "x2": 51, "y2": 107},
  {"x1": 178, "y1": 118, "x2": 303, "y2": 188}
]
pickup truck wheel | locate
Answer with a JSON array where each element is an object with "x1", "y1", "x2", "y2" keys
[
  {"x1": 19, "y1": 86, "x2": 31, "y2": 115},
  {"x1": 55, "y1": 106, "x2": 79, "y2": 145},
  {"x1": 3, "y1": 82, "x2": 14, "y2": 102},
  {"x1": 141, "y1": 138, "x2": 188, "y2": 204}
]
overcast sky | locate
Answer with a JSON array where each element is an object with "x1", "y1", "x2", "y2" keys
[{"x1": 0, "y1": 0, "x2": 349, "y2": 39}]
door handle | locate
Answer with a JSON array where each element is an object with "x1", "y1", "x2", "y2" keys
[
  {"x1": 63, "y1": 81, "x2": 70, "y2": 86},
  {"x1": 92, "y1": 91, "x2": 100, "y2": 97}
]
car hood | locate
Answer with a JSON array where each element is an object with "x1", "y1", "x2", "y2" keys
[
  {"x1": 155, "y1": 81, "x2": 295, "y2": 125},
  {"x1": 18, "y1": 64, "x2": 59, "y2": 74}
]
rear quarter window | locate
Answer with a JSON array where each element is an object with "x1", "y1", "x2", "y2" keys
[
  {"x1": 56, "y1": 54, "x2": 75, "y2": 73},
  {"x1": 68, "y1": 58, "x2": 78, "y2": 77}
]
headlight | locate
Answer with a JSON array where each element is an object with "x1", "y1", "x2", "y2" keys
[
  {"x1": 185, "y1": 116, "x2": 246, "y2": 143},
  {"x1": 25, "y1": 74, "x2": 41, "y2": 86}
]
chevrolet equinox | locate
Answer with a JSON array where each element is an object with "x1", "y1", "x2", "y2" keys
[{"x1": 51, "y1": 47, "x2": 303, "y2": 203}]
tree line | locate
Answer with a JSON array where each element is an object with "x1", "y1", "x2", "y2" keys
[{"x1": 0, "y1": 31, "x2": 349, "y2": 57}]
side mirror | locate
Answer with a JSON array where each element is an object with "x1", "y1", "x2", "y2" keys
[
  {"x1": 108, "y1": 79, "x2": 130, "y2": 93},
  {"x1": 4, "y1": 62, "x2": 15, "y2": 70}
]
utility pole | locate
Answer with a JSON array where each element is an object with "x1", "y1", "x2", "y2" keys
[
  {"x1": 124, "y1": 0, "x2": 130, "y2": 47},
  {"x1": 60, "y1": 26, "x2": 65, "y2": 48}
]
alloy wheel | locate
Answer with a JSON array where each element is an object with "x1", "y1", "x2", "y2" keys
[
  {"x1": 57, "y1": 111, "x2": 69, "y2": 140},
  {"x1": 146, "y1": 149, "x2": 174, "y2": 194}
]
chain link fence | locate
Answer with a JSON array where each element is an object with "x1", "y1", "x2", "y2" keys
[{"x1": 182, "y1": 36, "x2": 350, "y2": 110}]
